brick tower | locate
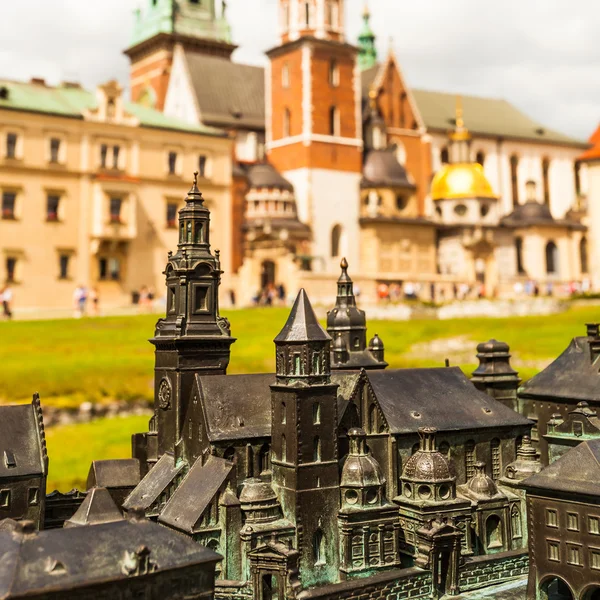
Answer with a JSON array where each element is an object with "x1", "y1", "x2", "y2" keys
[
  {"x1": 266, "y1": 0, "x2": 363, "y2": 273},
  {"x1": 124, "y1": 0, "x2": 236, "y2": 110}
]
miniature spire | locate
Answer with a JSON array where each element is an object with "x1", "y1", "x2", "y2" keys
[
  {"x1": 336, "y1": 257, "x2": 355, "y2": 303},
  {"x1": 274, "y1": 289, "x2": 330, "y2": 344},
  {"x1": 185, "y1": 171, "x2": 204, "y2": 204},
  {"x1": 357, "y1": 1, "x2": 378, "y2": 71},
  {"x1": 449, "y1": 95, "x2": 471, "y2": 163}
]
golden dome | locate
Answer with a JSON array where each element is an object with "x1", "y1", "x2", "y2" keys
[{"x1": 431, "y1": 163, "x2": 496, "y2": 201}]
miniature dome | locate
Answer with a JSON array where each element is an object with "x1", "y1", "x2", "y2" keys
[
  {"x1": 327, "y1": 259, "x2": 367, "y2": 330},
  {"x1": 472, "y1": 338, "x2": 518, "y2": 379},
  {"x1": 239, "y1": 478, "x2": 277, "y2": 504},
  {"x1": 431, "y1": 163, "x2": 496, "y2": 201},
  {"x1": 465, "y1": 462, "x2": 498, "y2": 498},
  {"x1": 361, "y1": 148, "x2": 416, "y2": 189},
  {"x1": 246, "y1": 163, "x2": 294, "y2": 192},
  {"x1": 504, "y1": 436, "x2": 542, "y2": 481},
  {"x1": 476, "y1": 339, "x2": 509, "y2": 354},
  {"x1": 402, "y1": 427, "x2": 453, "y2": 483},
  {"x1": 341, "y1": 428, "x2": 385, "y2": 489},
  {"x1": 368, "y1": 333, "x2": 384, "y2": 351}
]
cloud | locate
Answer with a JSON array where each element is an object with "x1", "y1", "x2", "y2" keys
[{"x1": 0, "y1": 0, "x2": 596, "y2": 139}]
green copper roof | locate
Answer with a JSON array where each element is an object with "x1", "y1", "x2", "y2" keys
[
  {"x1": 129, "y1": 0, "x2": 232, "y2": 48},
  {"x1": 357, "y1": 4, "x2": 377, "y2": 71},
  {"x1": 0, "y1": 79, "x2": 226, "y2": 137}
]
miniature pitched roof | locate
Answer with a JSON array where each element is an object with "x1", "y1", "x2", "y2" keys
[
  {"x1": 0, "y1": 401, "x2": 46, "y2": 479},
  {"x1": 184, "y1": 52, "x2": 265, "y2": 129},
  {"x1": 63, "y1": 487, "x2": 123, "y2": 528},
  {"x1": 86, "y1": 459, "x2": 140, "y2": 490},
  {"x1": 519, "y1": 334, "x2": 600, "y2": 403},
  {"x1": 159, "y1": 456, "x2": 232, "y2": 533},
  {"x1": 366, "y1": 367, "x2": 531, "y2": 434},
  {"x1": 123, "y1": 452, "x2": 184, "y2": 512},
  {"x1": 0, "y1": 518, "x2": 220, "y2": 598},
  {"x1": 523, "y1": 439, "x2": 600, "y2": 497},
  {"x1": 274, "y1": 289, "x2": 331, "y2": 343}
]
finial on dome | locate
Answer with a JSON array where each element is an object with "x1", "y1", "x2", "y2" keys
[
  {"x1": 185, "y1": 171, "x2": 204, "y2": 203},
  {"x1": 455, "y1": 95, "x2": 464, "y2": 130},
  {"x1": 340, "y1": 257, "x2": 348, "y2": 270}
]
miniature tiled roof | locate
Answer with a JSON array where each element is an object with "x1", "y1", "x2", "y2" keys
[
  {"x1": 159, "y1": 456, "x2": 232, "y2": 533},
  {"x1": 519, "y1": 333, "x2": 600, "y2": 403},
  {"x1": 367, "y1": 367, "x2": 531, "y2": 434},
  {"x1": 0, "y1": 79, "x2": 226, "y2": 136},
  {"x1": 522, "y1": 439, "x2": 600, "y2": 497},
  {"x1": 123, "y1": 452, "x2": 184, "y2": 512},
  {"x1": 274, "y1": 289, "x2": 331, "y2": 343},
  {"x1": 64, "y1": 487, "x2": 124, "y2": 528},
  {"x1": 86, "y1": 459, "x2": 140, "y2": 490},
  {"x1": 184, "y1": 52, "x2": 265, "y2": 129},
  {"x1": 0, "y1": 402, "x2": 45, "y2": 479},
  {"x1": 0, "y1": 518, "x2": 220, "y2": 597}
]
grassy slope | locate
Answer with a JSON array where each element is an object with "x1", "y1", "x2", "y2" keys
[{"x1": 3, "y1": 304, "x2": 597, "y2": 490}]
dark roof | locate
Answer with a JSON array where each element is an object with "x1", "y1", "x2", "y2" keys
[
  {"x1": 64, "y1": 487, "x2": 123, "y2": 528},
  {"x1": 519, "y1": 335, "x2": 600, "y2": 402},
  {"x1": 361, "y1": 149, "x2": 416, "y2": 189},
  {"x1": 523, "y1": 439, "x2": 600, "y2": 497},
  {"x1": 185, "y1": 52, "x2": 265, "y2": 129},
  {"x1": 501, "y1": 201, "x2": 585, "y2": 230},
  {"x1": 0, "y1": 400, "x2": 46, "y2": 479},
  {"x1": 0, "y1": 518, "x2": 219, "y2": 598},
  {"x1": 366, "y1": 367, "x2": 531, "y2": 434},
  {"x1": 87, "y1": 459, "x2": 140, "y2": 490},
  {"x1": 247, "y1": 163, "x2": 294, "y2": 191},
  {"x1": 198, "y1": 372, "x2": 275, "y2": 441},
  {"x1": 159, "y1": 456, "x2": 232, "y2": 533},
  {"x1": 123, "y1": 452, "x2": 184, "y2": 512},
  {"x1": 274, "y1": 289, "x2": 331, "y2": 343}
]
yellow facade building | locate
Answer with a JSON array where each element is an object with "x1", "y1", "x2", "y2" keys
[{"x1": 0, "y1": 78, "x2": 233, "y2": 312}]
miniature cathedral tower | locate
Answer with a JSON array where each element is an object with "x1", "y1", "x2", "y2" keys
[
  {"x1": 327, "y1": 258, "x2": 387, "y2": 369},
  {"x1": 266, "y1": 0, "x2": 363, "y2": 274},
  {"x1": 151, "y1": 173, "x2": 235, "y2": 458},
  {"x1": 270, "y1": 289, "x2": 340, "y2": 587},
  {"x1": 357, "y1": 2, "x2": 377, "y2": 71}
]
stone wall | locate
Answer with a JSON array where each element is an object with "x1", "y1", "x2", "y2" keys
[
  {"x1": 296, "y1": 567, "x2": 432, "y2": 600},
  {"x1": 458, "y1": 549, "x2": 529, "y2": 593},
  {"x1": 215, "y1": 581, "x2": 253, "y2": 600}
]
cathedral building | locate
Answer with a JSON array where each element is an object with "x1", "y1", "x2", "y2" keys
[{"x1": 123, "y1": 174, "x2": 537, "y2": 599}]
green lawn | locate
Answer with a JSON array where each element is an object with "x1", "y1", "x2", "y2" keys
[{"x1": 2, "y1": 303, "x2": 597, "y2": 491}]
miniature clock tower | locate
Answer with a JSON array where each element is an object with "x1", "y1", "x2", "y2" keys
[{"x1": 266, "y1": 0, "x2": 363, "y2": 273}]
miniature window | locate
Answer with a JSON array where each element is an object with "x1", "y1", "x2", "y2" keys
[
  {"x1": 109, "y1": 197, "x2": 123, "y2": 224},
  {"x1": 465, "y1": 440, "x2": 475, "y2": 479},
  {"x1": 0, "y1": 489, "x2": 10, "y2": 508},
  {"x1": 46, "y1": 194, "x2": 60, "y2": 222},
  {"x1": 282, "y1": 63, "x2": 290, "y2": 88},
  {"x1": 491, "y1": 438, "x2": 501, "y2": 481},
  {"x1": 511, "y1": 506, "x2": 522, "y2": 538},
  {"x1": 313, "y1": 402, "x2": 321, "y2": 425},
  {"x1": 28, "y1": 487, "x2": 39, "y2": 506},
  {"x1": 1, "y1": 191, "x2": 16, "y2": 219},
  {"x1": 567, "y1": 544, "x2": 581, "y2": 566},
  {"x1": 567, "y1": 513, "x2": 580, "y2": 532},
  {"x1": 100, "y1": 144, "x2": 108, "y2": 168},
  {"x1": 440, "y1": 146, "x2": 449, "y2": 165},
  {"x1": 329, "y1": 106, "x2": 340, "y2": 136},
  {"x1": 59, "y1": 254, "x2": 70, "y2": 280},
  {"x1": 396, "y1": 195, "x2": 409, "y2": 211},
  {"x1": 166, "y1": 202, "x2": 178, "y2": 228},
  {"x1": 547, "y1": 540, "x2": 560, "y2": 562},
  {"x1": 5, "y1": 132, "x2": 17, "y2": 158},
  {"x1": 5, "y1": 257, "x2": 17, "y2": 283},
  {"x1": 545, "y1": 241, "x2": 559, "y2": 275},
  {"x1": 283, "y1": 108, "x2": 291, "y2": 138},
  {"x1": 589, "y1": 516, "x2": 600, "y2": 535},
  {"x1": 546, "y1": 508, "x2": 558, "y2": 528},
  {"x1": 198, "y1": 155, "x2": 208, "y2": 177},
  {"x1": 454, "y1": 204, "x2": 467, "y2": 217},
  {"x1": 329, "y1": 60, "x2": 340, "y2": 87},
  {"x1": 475, "y1": 150, "x2": 485, "y2": 166},
  {"x1": 313, "y1": 529, "x2": 325, "y2": 565},
  {"x1": 281, "y1": 402, "x2": 286, "y2": 424},
  {"x1": 168, "y1": 151, "x2": 178, "y2": 175},
  {"x1": 313, "y1": 437, "x2": 321, "y2": 462},
  {"x1": 590, "y1": 548, "x2": 600, "y2": 570},
  {"x1": 281, "y1": 435, "x2": 287, "y2": 462},
  {"x1": 98, "y1": 257, "x2": 121, "y2": 281},
  {"x1": 49, "y1": 137, "x2": 61, "y2": 163},
  {"x1": 112, "y1": 145, "x2": 120, "y2": 169}
]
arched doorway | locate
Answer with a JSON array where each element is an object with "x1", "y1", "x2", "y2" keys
[
  {"x1": 485, "y1": 515, "x2": 503, "y2": 552},
  {"x1": 582, "y1": 586, "x2": 600, "y2": 600},
  {"x1": 261, "y1": 260, "x2": 276, "y2": 290},
  {"x1": 539, "y1": 576, "x2": 574, "y2": 600}
]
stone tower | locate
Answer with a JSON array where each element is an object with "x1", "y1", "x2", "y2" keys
[
  {"x1": 270, "y1": 289, "x2": 340, "y2": 587},
  {"x1": 327, "y1": 258, "x2": 387, "y2": 370},
  {"x1": 125, "y1": 0, "x2": 235, "y2": 109},
  {"x1": 266, "y1": 0, "x2": 363, "y2": 273},
  {"x1": 151, "y1": 173, "x2": 235, "y2": 458}
]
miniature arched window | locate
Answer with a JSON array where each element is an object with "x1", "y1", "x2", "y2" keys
[
  {"x1": 281, "y1": 402, "x2": 286, "y2": 424},
  {"x1": 313, "y1": 529, "x2": 325, "y2": 565},
  {"x1": 281, "y1": 435, "x2": 287, "y2": 462},
  {"x1": 510, "y1": 155, "x2": 519, "y2": 207},
  {"x1": 282, "y1": 62, "x2": 290, "y2": 88},
  {"x1": 511, "y1": 505, "x2": 522, "y2": 538},
  {"x1": 465, "y1": 440, "x2": 475, "y2": 479},
  {"x1": 313, "y1": 402, "x2": 321, "y2": 425},
  {"x1": 329, "y1": 106, "x2": 340, "y2": 136},
  {"x1": 475, "y1": 150, "x2": 485, "y2": 167},
  {"x1": 331, "y1": 224, "x2": 342, "y2": 258},
  {"x1": 329, "y1": 60, "x2": 340, "y2": 87},
  {"x1": 259, "y1": 444, "x2": 271, "y2": 474},
  {"x1": 515, "y1": 237, "x2": 525, "y2": 274},
  {"x1": 224, "y1": 447, "x2": 235, "y2": 462},
  {"x1": 313, "y1": 437, "x2": 322, "y2": 462},
  {"x1": 440, "y1": 146, "x2": 449, "y2": 165},
  {"x1": 580, "y1": 237, "x2": 589, "y2": 274},
  {"x1": 368, "y1": 404, "x2": 377, "y2": 433},
  {"x1": 545, "y1": 241, "x2": 559, "y2": 275},
  {"x1": 542, "y1": 157, "x2": 551, "y2": 206},
  {"x1": 491, "y1": 438, "x2": 501, "y2": 481},
  {"x1": 486, "y1": 515, "x2": 503, "y2": 549},
  {"x1": 312, "y1": 351, "x2": 321, "y2": 375},
  {"x1": 283, "y1": 108, "x2": 291, "y2": 138}
]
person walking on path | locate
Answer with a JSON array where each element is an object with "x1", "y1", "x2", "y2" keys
[{"x1": 1, "y1": 286, "x2": 13, "y2": 319}]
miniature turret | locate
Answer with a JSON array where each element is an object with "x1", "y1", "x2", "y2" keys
[
  {"x1": 326, "y1": 258, "x2": 387, "y2": 370},
  {"x1": 471, "y1": 339, "x2": 520, "y2": 411}
]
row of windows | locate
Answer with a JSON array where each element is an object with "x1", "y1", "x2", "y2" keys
[
  {"x1": 546, "y1": 509, "x2": 600, "y2": 534},
  {"x1": 0, "y1": 487, "x2": 39, "y2": 508},
  {"x1": 547, "y1": 539, "x2": 600, "y2": 569},
  {"x1": 514, "y1": 237, "x2": 588, "y2": 276},
  {"x1": 4, "y1": 132, "x2": 63, "y2": 163},
  {"x1": 280, "y1": 0, "x2": 341, "y2": 31}
]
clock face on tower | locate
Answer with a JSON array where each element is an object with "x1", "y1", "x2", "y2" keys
[{"x1": 158, "y1": 378, "x2": 172, "y2": 410}]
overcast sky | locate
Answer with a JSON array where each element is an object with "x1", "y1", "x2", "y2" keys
[{"x1": 0, "y1": 0, "x2": 598, "y2": 140}]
